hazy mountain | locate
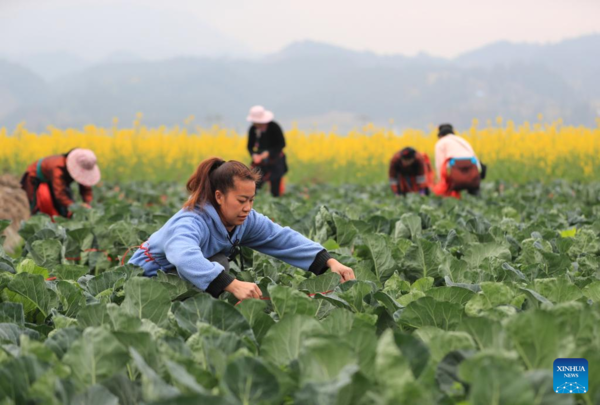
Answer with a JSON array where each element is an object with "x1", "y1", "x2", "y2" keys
[
  {"x1": 457, "y1": 35, "x2": 600, "y2": 68},
  {"x1": 0, "y1": 60, "x2": 50, "y2": 127},
  {"x1": 456, "y1": 35, "x2": 600, "y2": 95},
  {"x1": 6, "y1": 52, "x2": 91, "y2": 82},
  {"x1": 1, "y1": 34, "x2": 598, "y2": 132}
]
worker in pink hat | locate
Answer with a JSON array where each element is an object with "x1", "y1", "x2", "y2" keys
[
  {"x1": 246, "y1": 105, "x2": 288, "y2": 197},
  {"x1": 21, "y1": 148, "x2": 101, "y2": 218}
]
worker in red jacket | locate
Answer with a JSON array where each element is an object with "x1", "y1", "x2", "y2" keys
[
  {"x1": 433, "y1": 123, "x2": 483, "y2": 199},
  {"x1": 20, "y1": 148, "x2": 101, "y2": 218},
  {"x1": 389, "y1": 147, "x2": 434, "y2": 196}
]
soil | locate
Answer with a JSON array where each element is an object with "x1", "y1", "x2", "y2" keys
[{"x1": 0, "y1": 174, "x2": 30, "y2": 253}]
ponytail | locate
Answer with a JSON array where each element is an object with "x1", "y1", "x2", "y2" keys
[{"x1": 183, "y1": 157, "x2": 261, "y2": 211}]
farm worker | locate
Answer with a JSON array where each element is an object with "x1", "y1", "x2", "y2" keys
[
  {"x1": 433, "y1": 124, "x2": 482, "y2": 198},
  {"x1": 20, "y1": 149, "x2": 101, "y2": 218},
  {"x1": 128, "y1": 157, "x2": 355, "y2": 301},
  {"x1": 389, "y1": 147, "x2": 434, "y2": 196},
  {"x1": 247, "y1": 105, "x2": 288, "y2": 197}
]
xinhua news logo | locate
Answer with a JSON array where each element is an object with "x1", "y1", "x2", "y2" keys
[{"x1": 554, "y1": 358, "x2": 588, "y2": 394}]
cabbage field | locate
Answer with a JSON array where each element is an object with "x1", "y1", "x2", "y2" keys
[{"x1": 1, "y1": 181, "x2": 599, "y2": 405}]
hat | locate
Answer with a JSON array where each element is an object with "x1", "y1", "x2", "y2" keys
[
  {"x1": 438, "y1": 123, "x2": 454, "y2": 137},
  {"x1": 246, "y1": 105, "x2": 274, "y2": 124},
  {"x1": 66, "y1": 148, "x2": 101, "y2": 187},
  {"x1": 400, "y1": 147, "x2": 416, "y2": 160}
]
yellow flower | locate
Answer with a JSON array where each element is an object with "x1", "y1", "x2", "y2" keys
[{"x1": 1, "y1": 120, "x2": 598, "y2": 184}]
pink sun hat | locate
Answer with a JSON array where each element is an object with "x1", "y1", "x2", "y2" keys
[
  {"x1": 246, "y1": 105, "x2": 274, "y2": 124},
  {"x1": 66, "y1": 148, "x2": 101, "y2": 187}
]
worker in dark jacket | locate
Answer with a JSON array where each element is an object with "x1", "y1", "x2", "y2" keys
[
  {"x1": 389, "y1": 147, "x2": 434, "y2": 196},
  {"x1": 21, "y1": 148, "x2": 101, "y2": 218},
  {"x1": 246, "y1": 105, "x2": 288, "y2": 197}
]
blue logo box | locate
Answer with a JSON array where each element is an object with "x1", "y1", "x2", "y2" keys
[{"x1": 554, "y1": 358, "x2": 588, "y2": 394}]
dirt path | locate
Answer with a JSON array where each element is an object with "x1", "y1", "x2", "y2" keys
[{"x1": 0, "y1": 174, "x2": 30, "y2": 253}]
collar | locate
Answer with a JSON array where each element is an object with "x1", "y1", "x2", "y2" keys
[{"x1": 201, "y1": 204, "x2": 244, "y2": 243}]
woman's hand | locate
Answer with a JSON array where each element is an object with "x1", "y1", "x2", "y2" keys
[
  {"x1": 224, "y1": 279, "x2": 263, "y2": 301},
  {"x1": 252, "y1": 154, "x2": 262, "y2": 165},
  {"x1": 327, "y1": 259, "x2": 356, "y2": 282}
]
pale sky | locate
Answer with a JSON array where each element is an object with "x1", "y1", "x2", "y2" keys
[{"x1": 1, "y1": 0, "x2": 599, "y2": 59}]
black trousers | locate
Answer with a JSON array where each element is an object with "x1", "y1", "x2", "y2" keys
[
  {"x1": 208, "y1": 253, "x2": 230, "y2": 272},
  {"x1": 257, "y1": 177, "x2": 282, "y2": 197},
  {"x1": 467, "y1": 187, "x2": 480, "y2": 196}
]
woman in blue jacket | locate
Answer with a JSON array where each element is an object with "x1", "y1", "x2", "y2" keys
[{"x1": 129, "y1": 157, "x2": 355, "y2": 301}]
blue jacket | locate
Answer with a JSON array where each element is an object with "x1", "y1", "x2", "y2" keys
[{"x1": 128, "y1": 204, "x2": 330, "y2": 296}]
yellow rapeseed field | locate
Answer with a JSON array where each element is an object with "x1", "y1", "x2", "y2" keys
[{"x1": 2, "y1": 118, "x2": 599, "y2": 184}]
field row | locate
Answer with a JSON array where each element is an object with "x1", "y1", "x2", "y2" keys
[{"x1": 1, "y1": 182, "x2": 599, "y2": 404}]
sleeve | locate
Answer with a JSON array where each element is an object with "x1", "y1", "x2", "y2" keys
[
  {"x1": 389, "y1": 153, "x2": 400, "y2": 194},
  {"x1": 164, "y1": 217, "x2": 234, "y2": 296},
  {"x1": 267, "y1": 123, "x2": 285, "y2": 158},
  {"x1": 247, "y1": 127, "x2": 256, "y2": 156},
  {"x1": 79, "y1": 184, "x2": 93, "y2": 203},
  {"x1": 462, "y1": 138, "x2": 476, "y2": 157},
  {"x1": 51, "y1": 166, "x2": 75, "y2": 209},
  {"x1": 415, "y1": 155, "x2": 428, "y2": 188},
  {"x1": 434, "y1": 141, "x2": 445, "y2": 180},
  {"x1": 242, "y1": 210, "x2": 330, "y2": 275}
]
